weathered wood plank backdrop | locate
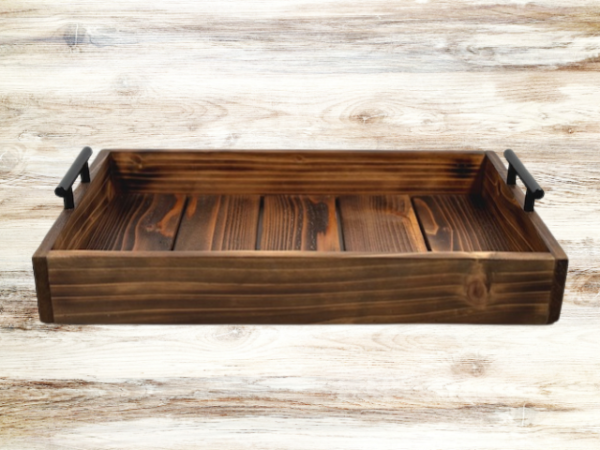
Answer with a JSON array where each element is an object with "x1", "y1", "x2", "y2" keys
[{"x1": 1, "y1": 0, "x2": 599, "y2": 448}]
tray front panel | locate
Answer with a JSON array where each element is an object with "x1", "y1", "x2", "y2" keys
[{"x1": 46, "y1": 252, "x2": 555, "y2": 325}]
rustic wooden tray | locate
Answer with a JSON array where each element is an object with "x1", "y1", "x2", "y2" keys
[{"x1": 33, "y1": 149, "x2": 567, "y2": 325}]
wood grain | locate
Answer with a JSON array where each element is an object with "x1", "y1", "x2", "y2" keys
[
  {"x1": 109, "y1": 151, "x2": 484, "y2": 195},
  {"x1": 82, "y1": 193, "x2": 186, "y2": 250},
  {"x1": 52, "y1": 153, "x2": 115, "y2": 250},
  {"x1": 47, "y1": 251, "x2": 554, "y2": 324},
  {"x1": 260, "y1": 196, "x2": 341, "y2": 251},
  {"x1": 175, "y1": 195, "x2": 261, "y2": 251},
  {"x1": 413, "y1": 195, "x2": 541, "y2": 252},
  {"x1": 338, "y1": 195, "x2": 427, "y2": 252},
  {"x1": 1, "y1": 0, "x2": 599, "y2": 447},
  {"x1": 479, "y1": 156, "x2": 549, "y2": 253}
]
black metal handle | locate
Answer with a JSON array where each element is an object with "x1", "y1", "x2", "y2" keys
[
  {"x1": 504, "y1": 149, "x2": 544, "y2": 212},
  {"x1": 55, "y1": 147, "x2": 93, "y2": 209}
]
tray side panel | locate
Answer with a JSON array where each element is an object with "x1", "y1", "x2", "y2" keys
[
  {"x1": 32, "y1": 255, "x2": 52, "y2": 323},
  {"x1": 33, "y1": 150, "x2": 113, "y2": 322},
  {"x1": 174, "y1": 195, "x2": 261, "y2": 251},
  {"x1": 47, "y1": 252, "x2": 554, "y2": 324},
  {"x1": 479, "y1": 156, "x2": 548, "y2": 252},
  {"x1": 53, "y1": 154, "x2": 116, "y2": 250},
  {"x1": 338, "y1": 195, "x2": 427, "y2": 252},
  {"x1": 260, "y1": 196, "x2": 341, "y2": 251},
  {"x1": 484, "y1": 152, "x2": 568, "y2": 323},
  {"x1": 108, "y1": 150, "x2": 485, "y2": 195},
  {"x1": 548, "y1": 258, "x2": 568, "y2": 324}
]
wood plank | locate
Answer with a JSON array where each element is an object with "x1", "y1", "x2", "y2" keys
[
  {"x1": 82, "y1": 194, "x2": 186, "y2": 250},
  {"x1": 259, "y1": 196, "x2": 341, "y2": 251},
  {"x1": 338, "y1": 195, "x2": 427, "y2": 252},
  {"x1": 174, "y1": 195, "x2": 260, "y2": 251},
  {"x1": 52, "y1": 151, "x2": 115, "y2": 250},
  {"x1": 413, "y1": 195, "x2": 543, "y2": 252},
  {"x1": 4, "y1": 2, "x2": 600, "y2": 74},
  {"x1": 47, "y1": 251, "x2": 554, "y2": 324},
  {"x1": 109, "y1": 151, "x2": 484, "y2": 195}
]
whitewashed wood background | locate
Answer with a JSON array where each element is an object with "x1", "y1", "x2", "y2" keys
[{"x1": 1, "y1": 1, "x2": 599, "y2": 448}]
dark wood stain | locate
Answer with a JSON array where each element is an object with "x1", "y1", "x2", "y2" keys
[
  {"x1": 175, "y1": 195, "x2": 260, "y2": 251},
  {"x1": 260, "y1": 196, "x2": 340, "y2": 251},
  {"x1": 83, "y1": 193, "x2": 185, "y2": 251},
  {"x1": 108, "y1": 150, "x2": 485, "y2": 195},
  {"x1": 338, "y1": 195, "x2": 427, "y2": 253},
  {"x1": 479, "y1": 156, "x2": 548, "y2": 253},
  {"x1": 412, "y1": 194, "x2": 539, "y2": 252},
  {"x1": 48, "y1": 252, "x2": 554, "y2": 324}
]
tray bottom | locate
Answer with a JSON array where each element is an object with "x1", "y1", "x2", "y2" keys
[
  {"x1": 413, "y1": 195, "x2": 536, "y2": 252},
  {"x1": 64, "y1": 193, "x2": 539, "y2": 253}
]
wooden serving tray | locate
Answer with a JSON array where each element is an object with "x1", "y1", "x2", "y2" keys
[{"x1": 33, "y1": 149, "x2": 567, "y2": 324}]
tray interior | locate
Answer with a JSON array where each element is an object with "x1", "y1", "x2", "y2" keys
[{"x1": 53, "y1": 151, "x2": 550, "y2": 253}]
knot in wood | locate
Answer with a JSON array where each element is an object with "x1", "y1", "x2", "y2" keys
[{"x1": 464, "y1": 266, "x2": 490, "y2": 309}]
